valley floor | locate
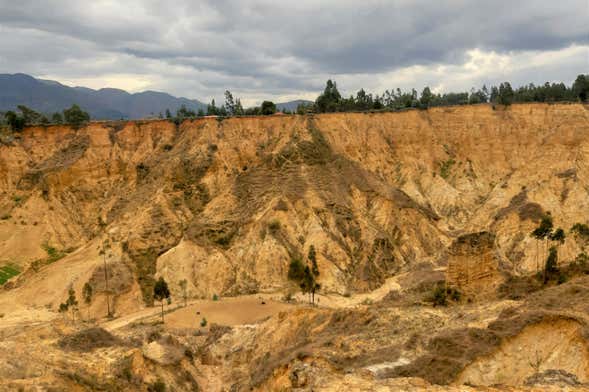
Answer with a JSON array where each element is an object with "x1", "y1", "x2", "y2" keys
[{"x1": 2, "y1": 271, "x2": 589, "y2": 391}]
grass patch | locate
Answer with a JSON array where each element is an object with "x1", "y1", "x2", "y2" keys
[
  {"x1": 31, "y1": 242, "x2": 68, "y2": 271},
  {"x1": 267, "y1": 219, "x2": 281, "y2": 234},
  {"x1": 42, "y1": 242, "x2": 67, "y2": 263},
  {"x1": 0, "y1": 264, "x2": 21, "y2": 285},
  {"x1": 439, "y1": 159, "x2": 456, "y2": 179}
]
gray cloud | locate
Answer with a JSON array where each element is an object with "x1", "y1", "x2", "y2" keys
[{"x1": 0, "y1": 0, "x2": 587, "y2": 104}]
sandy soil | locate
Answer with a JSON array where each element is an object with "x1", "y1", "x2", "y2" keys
[{"x1": 102, "y1": 295, "x2": 295, "y2": 331}]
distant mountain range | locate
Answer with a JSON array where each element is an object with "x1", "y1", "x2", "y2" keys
[
  {"x1": 275, "y1": 100, "x2": 313, "y2": 113},
  {"x1": 0, "y1": 73, "x2": 313, "y2": 120}
]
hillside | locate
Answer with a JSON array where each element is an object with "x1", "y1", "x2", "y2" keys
[
  {"x1": 0, "y1": 73, "x2": 312, "y2": 120},
  {"x1": 1, "y1": 103, "x2": 589, "y2": 390},
  {"x1": 0, "y1": 73, "x2": 207, "y2": 119}
]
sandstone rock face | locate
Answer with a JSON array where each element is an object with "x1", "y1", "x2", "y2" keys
[
  {"x1": 1, "y1": 104, "x2": 588, "y2": 314},
  {"x1": 456, "y1": 318, "x2": 589, "y2": 386},
  {"x1": 446, "y1": 232, "x2": 502, "y2": 299}
]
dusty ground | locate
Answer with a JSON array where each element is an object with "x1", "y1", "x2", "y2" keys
[{"x1": 102, "y1": 296, "x2": 295, "y2": 332}]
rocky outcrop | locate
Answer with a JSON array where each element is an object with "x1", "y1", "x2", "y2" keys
[{"x1": 446, "y1": 232, "x2": 503, "y2": 299}]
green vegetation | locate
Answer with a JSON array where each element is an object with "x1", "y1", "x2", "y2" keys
[
  {"x1": 42, "y1": 242, "x2": 67, "y2": 263},
  {"x1": 439, "y1": 159, "x2": 456, "y2": 179},
  {"x1": 287, "y1": 258, "x2": 305, "y2": 281},
  {"x1": 544, "y1": 246, "x2": 558, "y2": 278},
  {"x1": 531, "y1": 215, "x2": 553, "y2": 241},
  {"x1": 30, "y1": 242, "x2": 68, "y2": 272},
  {"x1": 0, "y1": 264, "x2": 20, "y2": 285},
  {"x1": 430, "y1": 284, "x2": 461, "y2": 307},
  {"x1": 242, "y1": 100, "x2": 278, "y2": 116},
  {"x1": 153, "y1": 277, "x2": 171, "y2": 323},
  {"x1": 200, "y1": 317, "x2": 207, "y2": 327},
  {"x1": 147, "y1": 379, "x2": 166, "y2": 392},
  {"x1": 1, "y1": 104, "x2": 90, "y2": 132},
  {"x1": 530, "y1": 214, "x2": 567, "y2": 283},
  {"x1": 224, "y1": 90, "x2": 244, "y2": 116},
  {"x1": 59, "y1": 286, "x2": 79, "y2": 322},
  {"x1": 83, "y1": 282, "x2": 93, "y2": 320},
  {"x1": 179, "y1": 279, "x2": 188, "y2": 307},
  {"x1": 267, "y1": 219, "x2": 281, "y2": 234},
  {"x1": 63, "y1": 104, "x2": 90, "y2": 128},
  {"x1": 571, "y1": 223, "x2": 589, "y2": 238},
  {"x1": 260, "y1": 100, "x2": 277, "y2": 115},
  {"x1": 301, "y1": 74, "x2": 588, "y2": 114},
  {"x1": 2, "y1": 75, "x2": 585, "y2": 131},
  {"x1": 549, "y1": 227, "x2": 566, "y2": 243},
  {"x1": 287, "y1": 245, "x2": 321, "y2": 304}
]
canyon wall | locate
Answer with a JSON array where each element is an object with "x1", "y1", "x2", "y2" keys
[{"x1": 1, "y1": 103, "x2": 588, "y2": 312}]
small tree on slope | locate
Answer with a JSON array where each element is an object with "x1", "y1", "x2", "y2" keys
[
  {"x1": 83, "y1": 282, "x2": 93, "y2": 321},
  {"x1": 154, "y1": 277, "x2": 171, "y2": 323},
  {"x1": 66, "y1": 286, "x2": 79, "y2": 323}
]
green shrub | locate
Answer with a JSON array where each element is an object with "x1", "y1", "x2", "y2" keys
[
  {"x1": 0, "y1": 264, "x2": 21, "y2": 285},
  {"x1": 288, "y1": 258, "x2": 305, "y2": 281},
  {"x1": 430, "y1": 284, "x2": 461, "y2": 307},
  {"x1": 200, "y1": 317, "x2": 207, "y2": 327},
  {"x1": 432, "y1": 285, "x2": 447, "y2": 306},
  {"x1": 42, "y1": 242, "x2": 66, "y2": 264},
  {"x1": 147, "y1": 379, "x2": 166, "y2": 392},
  {"x1": 212, "y1": 294, "x2": 219, "y2": 301},
  {"x1": 571, "y1": 223, "x2": 589, "y2": 237},
  {"x1": 439, "y1": 159, "x2": 456, "y2": 179},
  {"x1": 545, "y1": 246, "x2": 558, "y2": 274},
  {"x1": 267, "y1": 219, "x2": 281, "y2": 234}
]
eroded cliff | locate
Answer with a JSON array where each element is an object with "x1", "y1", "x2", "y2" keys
[{"x1": 1, "y1": 103, "x2": 589, "y2": 313}]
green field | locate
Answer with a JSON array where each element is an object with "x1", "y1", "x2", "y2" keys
[{"x1": 0, "y1": 264, "x2": 20, "y2": 285}]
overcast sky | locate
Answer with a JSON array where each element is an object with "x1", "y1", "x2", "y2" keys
[{"x1": 0, "y1": 0, "x2": 587, "y2": 106}]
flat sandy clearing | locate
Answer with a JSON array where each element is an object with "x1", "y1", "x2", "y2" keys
[
  {"x1": 102, "y1": 295, "x2": 296, "y2": 331},
  {"x1": 165, "y1": 296, "x2": 294, "y2": 328}
]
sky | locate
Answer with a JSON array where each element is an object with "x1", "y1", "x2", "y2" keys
[{"x1": 0, "y1": 0, "x2": 587, "y2": 106}]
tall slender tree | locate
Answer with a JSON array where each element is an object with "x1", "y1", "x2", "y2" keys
[
  {"x1": 66, "y1": 286, "x2": 79, "y2": 322},
  {"x1": 154, "y1": 277, "x2": 171, "y2": 323},
  {"x1": 83, "y1": 282, "x2": 93, "y2": 321},
  {"x1": 179, "y1": 279, "x2": 188, "y2": 307}
]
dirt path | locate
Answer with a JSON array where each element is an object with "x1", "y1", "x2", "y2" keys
[{"x1": 290, "y1": 274, "x2": 402, "y2": 308}]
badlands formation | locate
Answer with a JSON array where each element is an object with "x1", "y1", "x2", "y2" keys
[{"x1": 1, "y1": 103, "x2": 589, "y2": 390}]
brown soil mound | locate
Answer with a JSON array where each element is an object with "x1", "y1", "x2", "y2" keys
[{"x1": 58, "y1": 327, "x2": 123, "y2": 351}]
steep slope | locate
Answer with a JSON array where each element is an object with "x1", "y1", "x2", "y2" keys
[{"x1": 0, "y1": 103, "x2": 588, "y2": 317}]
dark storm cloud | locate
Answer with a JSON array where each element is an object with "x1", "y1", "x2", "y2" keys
[{"x1": 0, "y1": 0, "x2": 587, "y2": 102}]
